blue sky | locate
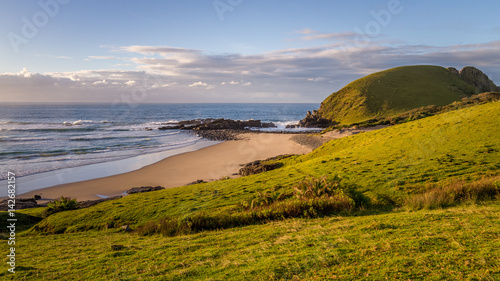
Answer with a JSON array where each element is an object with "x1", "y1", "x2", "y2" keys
[{"x1": 1, "y1": 0, "x2": 499, "y2": 103}]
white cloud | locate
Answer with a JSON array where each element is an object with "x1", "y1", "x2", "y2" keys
[
  {"x1": 1, "y1": 40, "x2": 499, "y2": 103},
  {"x1": 88, "y1": 56, "x2": 116, "y2": 60},
  {"x1": 188, "y1": 81, "x2": 208, "y2": 87},
  {"x1": 93, "y1": 79, "x2": 108, "y2": 85}
]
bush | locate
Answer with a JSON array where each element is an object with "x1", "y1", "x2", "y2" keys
[{"x1": 42, "y1": 196, "x2": 79, "y2": 218}]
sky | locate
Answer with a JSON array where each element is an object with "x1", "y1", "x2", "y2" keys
[{"x1": 0, "y1": 0, "x2": 499, "y2": 103}]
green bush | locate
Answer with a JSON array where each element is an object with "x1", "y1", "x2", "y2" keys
[{"x1": 42, "y1": 196, "x2": 79, "y2": 218}]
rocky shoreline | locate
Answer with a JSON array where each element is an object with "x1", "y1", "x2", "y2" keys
[{"x1": 149, "y1": 118, "x2": 324, "y2": 141}]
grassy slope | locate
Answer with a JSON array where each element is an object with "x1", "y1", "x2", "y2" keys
[
  {"x1": 318, "y1": 65, "x2": 477, "y2": 124},
  {"x1": 5, "y1": 102, "x2": 500, "y2": 280},
  {"x1": 9, "y1": 203, "x2": 500, "y2": 280},
  {"x1": 25, "y1": 102, "x2": 500, "y2": 233}
]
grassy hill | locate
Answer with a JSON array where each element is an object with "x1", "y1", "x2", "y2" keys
[
  {"x1": 318, "y1": 65, "x2": 477, "y2": 124},
  {"x1": 4, "y1": 101, "x2": 500, "y2": 280}
]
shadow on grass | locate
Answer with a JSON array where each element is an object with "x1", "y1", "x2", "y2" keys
[{"x1": 0, "y1": 212, "x2": 43, "y2": 235}]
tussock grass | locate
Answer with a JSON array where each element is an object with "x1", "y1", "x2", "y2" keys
[
  {"x1": 405, "y1": 176, "x2": 500, "y2": 210},
  {"x1": 137, "y1": 177, "x2": 361, "y2": 237}
]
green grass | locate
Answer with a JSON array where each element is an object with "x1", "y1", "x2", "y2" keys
[
  {"x1": 3, "y1": 101, "x2": 500, "y2": 280},
  {"x1": 318, "y1": 65, "x2": 477, "y2": 124},
  {"x1": 8, "y1": 202, "x2": 500, "y2": 280},
  {"x1": 13, "y1": 101, "x2": 500, "y2": 235}
]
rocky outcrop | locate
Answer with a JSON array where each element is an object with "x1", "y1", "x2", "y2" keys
[
  {"x1": 238, "y1": 155, "x2": 294, "y2": 176},
  {"x1": 298, "y1": 110, "x2": 332, "y2": 128},
  {"x1": 126, "y1": 186, "x2": 165, "y2": 194},
  {"x1": 0, "y1": 198, "x2": 40, "y2": 211},
  {"x1": 158, "y1": 119, "x2": 276, "y2": 131},
  {"x1": 447, "y1": 67, "x2": 460, "y2": 76},
  {"x1": 448, "y1": 66, "x2": 498, "y2": 93},
  {"x1": 77, "y1": 196, "x2": 122, "y2": 209}
]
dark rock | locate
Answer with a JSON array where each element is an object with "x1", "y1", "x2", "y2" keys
[
  {"x1": 111, "y1": 244, "x2": 125, "y2": 251},
  {"x1": 447, "y1": 67, "x2": 460, "y2": 76},
  {"x1": 187, "y1": 179, "x2": 206, "y2": 185},
  {"x1": 0, "y1": 198, "x2": 39, "y2": 211},
  {"x1": 33, "y1": 195, "x2": 42, "y2": 200},
  {"x1": 158, "y1": 125, "x2": 183, "y2": 130},
  {"x1": 298, "y1": 110, "x2": 332, "y2": 128},
  {"x1": 238, "y1": 155, "x2": 293, "y2": 176},
  {"x1": 78, "y1": 196, "x2": 122, "y2": 209},
  {"x1": 194, "y1": 129, "x2": 245, "y2": 141},
  {"x1": 459, "y1": 66, "x2": 498, "y2": 93},
  {"x1": 157, "y1": 118, "x2": 276, "y2": 131},
  {"x1": 126, "y1": 186, "x2": 165, "y2": 194}
]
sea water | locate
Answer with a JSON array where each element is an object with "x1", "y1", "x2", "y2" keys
[{"x1": 0, "y1": 103, "x2": 319, "y2": 194}]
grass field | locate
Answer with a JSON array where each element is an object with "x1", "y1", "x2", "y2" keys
[{"x1": 2, "y1": 101, "x2": 500, "y2": 280}]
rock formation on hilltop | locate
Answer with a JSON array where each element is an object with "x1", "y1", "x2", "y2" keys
[
  {"x1": 299, "y1": 65, "x2": 499, "y2": 127},
  {"x1": 450, "y1": 66, "x2": 499, "y2": 93}
]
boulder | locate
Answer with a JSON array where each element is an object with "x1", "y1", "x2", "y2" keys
[{"x1": 126, "y1": 186, "x2": 165, "y2": 194}]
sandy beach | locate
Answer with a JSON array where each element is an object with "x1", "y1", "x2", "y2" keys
[{"x1": 21, "y1": 132, "x2": 312, "y2": 202}]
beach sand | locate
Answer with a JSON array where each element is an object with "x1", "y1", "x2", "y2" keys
[{"x1": 22, "y1": 133, "x2": 312, "y2": 202}]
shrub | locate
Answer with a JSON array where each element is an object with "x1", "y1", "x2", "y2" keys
[{"x1": 42, "y1": 196, "x2": 79, "y2": 218}]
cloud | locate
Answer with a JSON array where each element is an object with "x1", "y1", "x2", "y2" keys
[
  {"x1": 188, "y1": 81, "x2": 208, "y2": 87},
  {"x1": 1, "y1": 40, "x2": 499, "y2": 103},
  {"x1": 296, "y1": 28, "x2": 316, "y2": 35},
  {"x1": 88, "y1": 56, "x2": 116, "y2": 60},
  {"x1": 300, "y1": 31, "x2": 359, "y2": 42}
]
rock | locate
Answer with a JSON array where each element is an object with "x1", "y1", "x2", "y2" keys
[
  {"x1": 157, "y1": 118, "x2": 276, "y2": 131},
  {"x1": 121, "y1": 225, "x2": 132, "y2": 232},
  {"x1": 447, "y1": 67, "x2": 460, "y2": 76},
  {"x1": 0, "y1": 198, "x2": 39, "y2": 211},
  {"x1": 194, "y1": 129, "x2": 245, "y2": 141},
  {"x1": 78, "y1": 196, "x2": 122, "y2": 209},
  {"x1": 238, "y1": 155, "x2": 293, "y2": 176},
  {"x1": 187, "y1": 179, "x2": 206, "y2": 185},
  {"x1": 298, "y1": 110, "x2": 332, "y2": 128},
  {"x1": 459, "y1": 66, "x2": 498, "y2": 93},
  {"x1": 126, "y1": 186, "x2": 165, "y2": 194},
  {"x1": 33, "y1": 195, "x2": 42, "y2": 200}
]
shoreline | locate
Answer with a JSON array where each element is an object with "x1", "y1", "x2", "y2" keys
[
  {"x1": 12, "y1": 132, "x2": 313, "y2": 203},
  {"x1": 3, "y1": 126, "x2": 389, "y2": 204}
]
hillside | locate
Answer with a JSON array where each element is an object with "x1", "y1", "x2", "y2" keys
[
  {"x1": 316, "y1": 65, "x2": 483, "y2": 125},
  {"x1": 4, "y1": 101, "x2": 500, "y2": 280}
]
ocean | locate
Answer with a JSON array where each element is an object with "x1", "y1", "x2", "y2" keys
[{"x1": 0, "y1": 103, "x2": 319, "y2": 195}]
